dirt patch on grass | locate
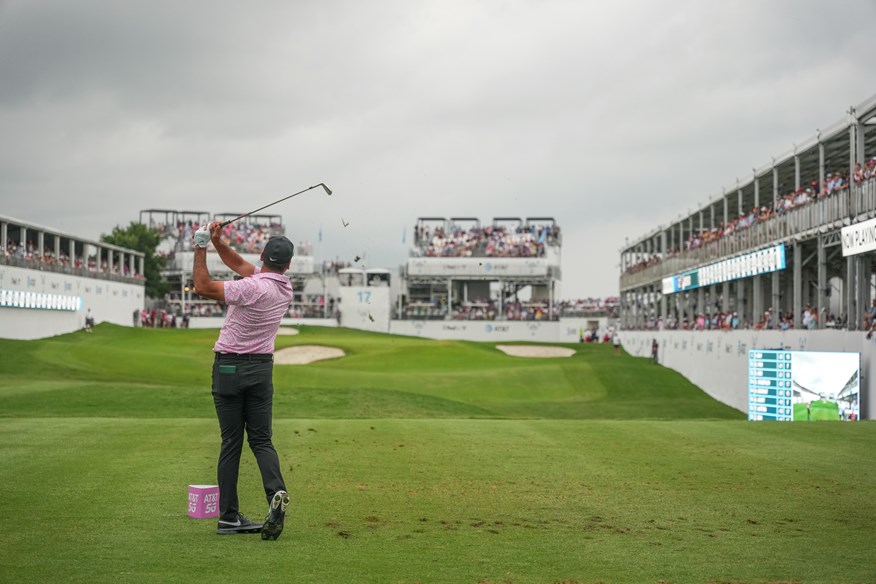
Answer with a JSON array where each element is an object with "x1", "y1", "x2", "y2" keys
[
  {"x1": 496, "y1": 345, "x2": 575, "y2": 358},
  {"x1": 274, "y1": 345, "x2": 345, "y2": 365},
  {"x1": 276, "y1": 327, "x2": 300, "y2": 335}
]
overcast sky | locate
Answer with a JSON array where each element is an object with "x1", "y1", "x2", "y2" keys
[{"x1": 1, "y1": 0, "x2": 874, "y2": 297}]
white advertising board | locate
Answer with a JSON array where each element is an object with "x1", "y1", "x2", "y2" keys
[
  {"x1": 406, "y1": 257, "x2": 549, "y2": 278},
  {"x1": 0, "y1": 264, "x2": 144, "y2": 339},
  {"x1": 339, "y1": 286, "x2": 391, "y2": 333},
  {"x1": 841, "y1": 217, "x2": 876, "y2": 256},
  {"x1": 177, "y1": 252, "x2": 315, "y2": 274}
]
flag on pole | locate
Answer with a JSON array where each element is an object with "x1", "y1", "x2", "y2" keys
[
  {"x1": 318, "y1": 225, "x2": 323, "y2": 243},
  {"x1": 402, "y1": 228, "x2": 406, "y2": 244}
]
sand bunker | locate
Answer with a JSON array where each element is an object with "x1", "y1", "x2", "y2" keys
[
  {"x1": 276, "y1": 327, "x2": 300, "y2": 335},
  {"x1": 496, "y1": 345, "x2": 575, "y2": 358},
  {"x1": 274, "y1": 345, "x2": 345, "y2": 365}
]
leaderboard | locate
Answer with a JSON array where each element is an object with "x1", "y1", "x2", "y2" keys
[{"x1": 748, "y1": 350, "x2": 794, "y2": 421}]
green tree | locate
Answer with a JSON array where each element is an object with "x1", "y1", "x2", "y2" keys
[{"x1": 101, "y1": 222, "x2": 169, "y2": 299}]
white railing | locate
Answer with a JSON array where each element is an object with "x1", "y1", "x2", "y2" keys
[{"x1": 621, "y1": 181, "x2": 876, "y2": 291}]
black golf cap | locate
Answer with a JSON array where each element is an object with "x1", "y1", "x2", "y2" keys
[{"x1": 262, "y1": 236, "x2": 294, "y2": 265}]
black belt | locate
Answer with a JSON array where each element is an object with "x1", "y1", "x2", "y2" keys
[{"x1": 215, "y1": 353, "x2": 273, "y2": 362}]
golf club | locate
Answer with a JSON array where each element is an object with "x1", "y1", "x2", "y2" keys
[{"x1": 219, "y1": 183, "x2": 332, "y2": 227}]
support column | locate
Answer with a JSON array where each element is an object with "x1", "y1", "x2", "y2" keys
[
  {"x1": 857, "y1": 256, "x2": 869, "y2": 329},
  {"x1": 738, "y1": 278, "x2": 748, "y2": 325},
  {"x1": 851, "y1": 109, "x2": 865, "y2": 218},
  {"x1": 818, "y1": 139, "x2": 826, "y2": 194},
  {"x1": 660, "y1": 229, "x2": 667, "y2": 264},
  {"x1": 752, "y1": 275, "x2": 764, "y2": 326},
  {"x1": 678, "y1": 222, "x2": 683, "y2": 253},
  {"x1": 754, "y1": 172, "x2": 760, "y2": 208},
  {"x1": 685, "y1": 292, "x2": 693, "y2": 326},
  {"x1": 639, "y1": 289, "x2": 646, "y2": 328},
  {"x1": 771, "y1": 271, "x2": 781, "y2": 323},
  {"x1": 660, "y1": 290, "x2": 667, "y2": 326},
  {"x1": 794, "y1": 153, "x2": 801, "y2": 190},
  {"x1": 772, "y1": 164, "x2": 779, "y2": 205},
  {"x1": 817, "y1": 235, "x2": 827, "y2": 329},
  {"x1": 710, "y1": 285, "x2": 718, "y2": 315},
  {"x1": 846, "y1": 257, "x2": 857, "y2": 330},
  {"x1": 676, "y1": 291, "x2": 682, "y2": 325},
  {"x1": 446, "y1": 278, "x2": 452, "y2": 320},
  {"x1": 793, "y1": 241, "x2": 802, "y2": 328},
  {"x1": 649, "y1": 285, "x2": 657, "y2": 326}
]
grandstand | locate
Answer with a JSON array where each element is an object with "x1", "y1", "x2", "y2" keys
[
  {"x1": 386, "y1": 216, "x2": 621, "y2": 342},
  {"x1": 618, "y1": 92, "x2": 876, "y2": 419},
  {"x1": 620, "y1": 94, "x2": 876, "y2": 331},
  {"x1": 400, "y1": 217, "x2": 563, "y2": 321},
  {"x1": 0, "y1": 214, "x2": 145, "y2": 339}
]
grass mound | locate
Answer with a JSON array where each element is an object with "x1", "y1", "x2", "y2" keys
[{"x1": 0, "y1": 324, "x2": 741, "y2": 420}]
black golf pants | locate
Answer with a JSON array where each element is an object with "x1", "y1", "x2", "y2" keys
[{"x1": 212, "y1": 354, "x2": 286, "y2": 521}]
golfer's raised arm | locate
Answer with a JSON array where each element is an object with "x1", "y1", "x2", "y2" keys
[
  {"x1": 209, "y1": 221, "x2": 256, "y2": 277},
  {"x1": 191, "y1": 243, "x2": 224, "y2": 302}
]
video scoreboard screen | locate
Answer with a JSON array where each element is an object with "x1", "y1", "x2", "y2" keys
[{"x1": 748, "y1": 350, "x2": 861, "y2": 421}]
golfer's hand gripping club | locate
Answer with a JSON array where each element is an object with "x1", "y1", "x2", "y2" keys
[{"x1": 193, "y1": 226, "x2": 211, "y2": 248}]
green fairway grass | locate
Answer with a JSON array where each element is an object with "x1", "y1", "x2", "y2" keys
[{"x1": 1, "y1": 325, "x2": 874, "y2": 583}]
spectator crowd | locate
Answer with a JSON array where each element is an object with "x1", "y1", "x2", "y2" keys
[
  {"x1": 414, "y1": 223, "x2": 560, "y2": 258},
  {"x1": 401, "y1": 297, "x2": 619, "y2": 321},
  {"x1": 632, "y1": 305, "x2": 848, "y2": 332},
  {"x1": 625, "y1": 163, "x2": 876, "y2": 275},
  {"x1": 168, "y1": 218, "x2": 285, "y2": 253},
  {"x1": 3, "y1": 239, "x2": 141, "y2": 278}
]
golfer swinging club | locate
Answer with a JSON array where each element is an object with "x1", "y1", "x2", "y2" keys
[{"x1": 192, "y1": 221, "x2": 292, "y2": 540}]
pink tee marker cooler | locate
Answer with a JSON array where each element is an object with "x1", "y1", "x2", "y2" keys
[{"x1": 188, "y1": 485, "x2": 220, "y2": 518}]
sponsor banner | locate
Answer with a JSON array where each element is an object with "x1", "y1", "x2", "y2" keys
[
  {"x1": 391, "y1": 319, "x2": 559, "y2": 341},
  {"x1": 0, "y1": 264, "x2": 144, "y2": 339},
  {"x1": 338, "y1": 286, "x2": 391, "y2": 333},
  {"x1": 178, "y1": 253, "x2": 315, "y2": 274},
  {"x1": 407, "y1": 257, "x2": 549, "y2": 277},
  {"x1": 662, "y1": 244, "x2": 785, "y2": 294},
  {"x1": 0, "y1": 288, "x2": 82, "y2": 311},
  {"x1": 841, "y1": 217, "x2": 876, "y2": 257}
]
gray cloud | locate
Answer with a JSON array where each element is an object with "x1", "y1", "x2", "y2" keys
[{"x1": 1, "y1": 0, "x2": 874, "y2": 296}]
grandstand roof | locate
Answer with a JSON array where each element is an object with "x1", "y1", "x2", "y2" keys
[{"x1": 1, "y1": 214, "x2": 144, "y2": 256}]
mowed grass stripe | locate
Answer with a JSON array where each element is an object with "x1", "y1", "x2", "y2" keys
[
  {"x1": 1, "y1": 418, "x2": 874, "y2": 583},
  {"x1": 3, "y1": 325, "x2": 874, "y2": 582}
]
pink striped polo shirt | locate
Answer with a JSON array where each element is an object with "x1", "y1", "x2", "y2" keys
[{"x1": 213, "y1": 268, "x2": 293, "y2": 355}]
